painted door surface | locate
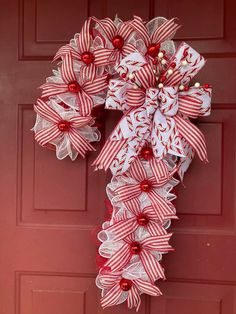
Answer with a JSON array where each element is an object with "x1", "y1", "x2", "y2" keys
[{"x1": 0, "y1": 0, "x2": 236, "y2": 313}]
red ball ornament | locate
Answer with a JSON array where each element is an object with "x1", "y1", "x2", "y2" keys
[
  {"x1": 68, "y1": 81, "x2": 81, "y2": 93},
  {"x1": 140, "y1": 147, "x2": 153, "y2": 160},
  {"x1": 137, "y1": 213, "x2": 149, "y2": 226},
  {"x1": 170, "y1": 62, "x2": 176, "y2": 68},
  {"x1": 140, "y1": 180, "x2": 152, "y2": 192},
  {"x1": 204, "y1": 83, "x2": 210, "y2": 88},
  {"x1": 119, "y1": 278, "x2": 133, "y2": 291},
  {"x1": 81, "y1": 51, "x2": 94, "y2": 64},
  {"x1": 58, "y1": 120, "x2": 71, "y2": 132},
  {"x1": 147, "y1": 43, "x2": 160, "y2": 58},
  {"x1": 130, "y1": 242, "x2": 142, "y2": 254},
  {"x1": 112, "y1": 35, "x2": 124, "y2": 49}
]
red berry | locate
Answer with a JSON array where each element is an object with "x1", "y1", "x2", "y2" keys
[{"x1": 170, "y1": 62, "x2": 176, "y2": 68}]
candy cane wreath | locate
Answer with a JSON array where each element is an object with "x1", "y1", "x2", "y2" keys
[{"x1": 33, "y1": 16, "x2": 212, "y2": 311}]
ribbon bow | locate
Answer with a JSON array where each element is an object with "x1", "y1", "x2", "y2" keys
[
  {"x1": 102, "y1": 233, "x2": 173, "y2": 282},
  {"x1": 34, "y1": 99, "x2": 95, "y2": 157},
  {"x1": 98, "y1": 272, "x2": 162, "y2": 310},
  {"x1": 101, "y1": 199, "x2": 168, "y2": 242},
  {"x1": 114, "y1": 159, "x2": 177, "y2": 222},
  {"x1": 41, "y1": 52, "x2": 107, "y2": 116},
  {"x1": 93, "y1": 43, "x2": 212, "y2": 175}
]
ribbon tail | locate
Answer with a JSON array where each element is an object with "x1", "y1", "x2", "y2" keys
[
  {"x1": 68, "y1": 128, "x2": 95, "y2": 158},
  {"x1": 105, "y1": 218, "x2": 138, "y2": 242},
  {"x1": 92, "y1": 139, "x2": 128, "y2": 171},
  {"x1": 149, "y1": 158, "x2": 170, "y2": 186},
  {"x1": 148, "y1": 191, "x2": 177, "y2": 221},
  {"x1": 35, "y1": 125, "x2": 61, "y2": 147},
  {"x1": 140, "y1": 250, "x2": 165, "y2": 282},
  {"x1": 101, "y1": 284, "x2": 123, "y2": 309},
  {"x1": 134, "y1": 278, "x2": 162, "y2": 296},
  {"x1": 141, "y1": 234, "x2": 173, "y2": 252},
  {"x1": 115, "y1": 184, "x2": 141, "y2": 203},
  {"x1": 105, "y1": 243, "x2": 131, "y2": 271},
  {"x1": 127, "y1": 285, "x2": 141, "y2": 311},
  {"x1": 40, "y1": 83, "x2": 68, "y2": 98},
  {"x1": 174, "y1": 114, "x2": 208, "y2": 162}
]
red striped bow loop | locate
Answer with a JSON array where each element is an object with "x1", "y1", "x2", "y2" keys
[
  {"x1": 99, "y1": 272, "x2": 162, "y2": 310},
  {"x1": 101, "y1": 201, "x2": 168, "y2": 242},
  {"x1": 34, "y1": 98, "x2": 95, "y2": 157},
  {"x1": 130, "y1": 16, "x2": 180, "y2": 49},
  {"x1": 103, "y1": 233, "x2": 172, "y2": 282}
]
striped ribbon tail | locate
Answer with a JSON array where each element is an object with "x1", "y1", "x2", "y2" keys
[
  {"x1": 92, "y1": 139, "x2": 127, "y2": 171},
  {"x1": 115, "y1": 184, "x2": 141, "y2": 203},
  {"x1": 92, "y1": 17, "x2": 116, "y2": 40},
  {"x1": 68, "y1": 127, "x2": 95, "y2": 158},
  {"x1": 53, "y1": 44, "x2": 80, "y2": 62},
  {"x1": 101, "y1": 284, "x2": 123, "y2": 309},
  {"x1": 152, "y1": 18, "x2": 180, "y2": 43},
  {"x1": 134, "y1": 279, "x2": 162, "y2": 296},
  {"x1": 140, "y1": 250, "x2": 165, "y2": 282},
  {"x1": 141, "y1": 234, "x2": 173, "y2": 252},
  {"x1": 61, "y1": 52, "x2": 77, "y2": 83},
  {"x1": 148, "y1": 190, "x2": 177, "y2": 221},
  {"x1": 77, "y1": 91, "x2": 93, "y2": 116},
  {"x1": 35, "y1": 125, "x2": 61, "y2": 147},
  {"x1": 131, "y1": 16, "x2": 150, "y2": 46},
  {"x1": 105, "y1": 243, "x2": 131, "y2": 271},
  {"x1": 149, "y1": 159, "x2": 170, "y2": 186},
  {"x1": 174, "y1": 114, "x2": 208, "y2": 162},
  {"x1": 40, "y1": 83, "x2": 68, "y2": 98},
  {"x1": 94, "y1": 48, "x2": 114, "y2": 66},
  {"x1": 34, "y1": 98, "x2": 61, "y2": 123},
  {"x1": 78, "y1": 17, "x2": 92, "y2": 52},
  {"x1": 127, "y1": 285, "x2": 141, "y2": 311},
  {"x1": 105, "y1": 218, "x2": 138, "y2": 242}
]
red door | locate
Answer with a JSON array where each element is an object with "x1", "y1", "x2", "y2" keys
[{"x1": 1, "y1": 1, "x2": 236, "y2": 313}]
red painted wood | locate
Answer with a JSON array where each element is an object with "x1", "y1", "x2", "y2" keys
[{"x1": 0, "y1": 0, "x2": 236, "y2": 313}]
